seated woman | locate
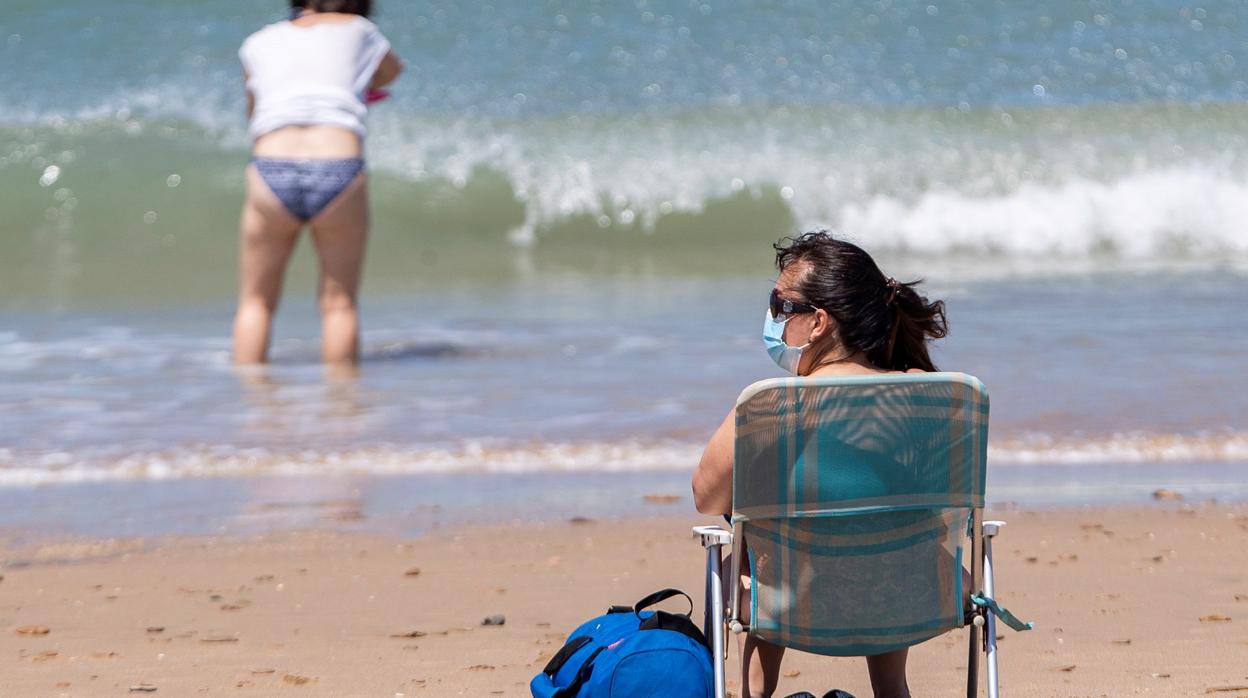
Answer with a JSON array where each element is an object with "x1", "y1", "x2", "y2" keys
[{"x1": 691, "y1": 231, "x2": 948, "y2": 698}]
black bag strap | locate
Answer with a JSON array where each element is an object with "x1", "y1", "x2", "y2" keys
[
  {"x1": 551, "y1": 646, "x2": 605, "y2": 698},
  {"x1": 632, "y1": 588, "x2": 709, "y2": 650},
  {"x1": 632, "y1": 588, "x2": 694, "y2": 618},
  {"x1": 542, "y1": 635, "x2": 592, "y2": 678},
  {"x1": 638, "y1": 609, "x2": 711, "y2": 650}
]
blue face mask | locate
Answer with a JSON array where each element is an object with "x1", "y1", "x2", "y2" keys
[{"x1": 763, "y1": 310, "x2": 810, "y2": 374}]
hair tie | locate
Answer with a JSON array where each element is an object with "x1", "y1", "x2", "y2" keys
[{"x1": 885, "y1": 277, "x2": 900, "y2": 305}]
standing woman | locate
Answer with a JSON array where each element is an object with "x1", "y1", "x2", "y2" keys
[{"x1": 233, "y1": 0, "x2": 402, "y2": 364}]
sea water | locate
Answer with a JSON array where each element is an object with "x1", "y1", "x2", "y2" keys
[{"x1": 1, "y1": 1, "x2": 1246, "y2": 511}]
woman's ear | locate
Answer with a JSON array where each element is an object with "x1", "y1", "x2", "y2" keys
[{"x1": 810, "y1": 308, "x2": 836, "y2": 344}]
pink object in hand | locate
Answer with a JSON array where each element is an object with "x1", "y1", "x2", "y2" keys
[{"x1": 365, "y1": 89, "x2": 391, "y2": 104}]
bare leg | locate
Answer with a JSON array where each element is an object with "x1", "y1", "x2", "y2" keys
[
  {"x1": 725, "y1": 551, "x2": 787, "y2": 698},
  {"x1": 865, "y1": 648, "x2": 911, "y2": 698},
  {"x1": 233, "y1": 165, "x2": 303, "y2": 364},
  {"x1": 741, "y1": 634, "x2": 787, "y2": 698},
  {"x1": 309, "y1": 172, "x2": 368, "y2": 365}
]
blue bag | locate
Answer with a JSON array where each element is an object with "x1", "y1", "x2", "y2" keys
[{"x1": 530, "y1": 588, "x2": 714, "y2": 698}]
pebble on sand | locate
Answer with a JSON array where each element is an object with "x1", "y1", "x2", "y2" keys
[
  {"x1": 482, "y1": 615, "x2": 506, "y2": 626},
  {"x1": 16, "y1": 625, "x2": 50, "y2": 636}
]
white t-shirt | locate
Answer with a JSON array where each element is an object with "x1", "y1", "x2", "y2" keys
[{"x1": 240, "y1": 17, "x2": 391, "y2": 141}]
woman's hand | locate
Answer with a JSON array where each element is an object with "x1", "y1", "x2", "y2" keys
[{"x1": 692, "y1": 409, "x2": 735, "y2": 515}]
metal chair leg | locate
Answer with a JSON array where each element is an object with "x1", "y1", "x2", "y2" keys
[
  {"x1": 967, "y1": 508, "x2": 983, "y2": 698},
  {"x1": 966, "y1": 620, "x2": 980, "y2": 698},
  {"x1": 983, "y1": 521, "x2": 1004, "y2": 698},
  {"x1": 694, "y1": 526, "x2": 733, "y2": 698}
]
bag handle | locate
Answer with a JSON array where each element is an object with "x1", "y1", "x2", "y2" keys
[
  {"x1": 638, "y1": 608, "x2": 710, "y2": 650},
  {"x1": 542, "y1": 635, "x2": 592, "y2": 678},
  {"x1": 551, "y1": 646, "x2": 605, "y2": 698},
  {"x1": 632, "y1": 588, "x2": 694, "y2": 618}
]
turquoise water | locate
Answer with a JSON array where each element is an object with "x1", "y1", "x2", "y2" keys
[
  {"x1": 1, "y1": 1, "x2": 1247, "y2": 499},
  {"x1": 4, "y1": 0, "x2": 1248, "y2": 289}
]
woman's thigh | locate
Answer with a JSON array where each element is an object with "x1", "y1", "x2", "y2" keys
[
  {"x1": 239, "y1": 165, "x2": 303, "y2": 300},
  {"x1": 309, "y1": 173, "x2": 368, "y2": 302}
]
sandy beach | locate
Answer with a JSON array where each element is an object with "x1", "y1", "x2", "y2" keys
[
  {"x1": 2, "y1": 502, "x2": 1246, "y2": 697},
  {"x1": 7, "y1": 1, "x2": 1248, "y2": 697}
]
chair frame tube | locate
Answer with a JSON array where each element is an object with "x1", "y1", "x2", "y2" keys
[
  {"x1": 982, "y1": 520, "x2": 1004, "y2": 698},
  {"x1": 967, "y1": 508, "x2": 984, "y2": 698},
  {"x1": 694, "y1": 526, "x2": 733, "y2": 698},
  {"x1": 728, "y1": 520, "x2": 745, "y2": 634}
]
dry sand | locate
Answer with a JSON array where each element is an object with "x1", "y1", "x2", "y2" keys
[{"x1": 2, "y1": 503, "x2": 1247, "y2": 697}]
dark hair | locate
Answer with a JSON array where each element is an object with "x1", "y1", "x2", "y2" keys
[
  {"x1": 774, "y1": 231, "x2": 947, "y2": 372},
  {"x1": 291, "y1": 0, "x2": 372, "y2": 17}
]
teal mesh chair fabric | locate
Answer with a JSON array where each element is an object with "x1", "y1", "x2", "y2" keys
[{"x1": 732, "y1": 373, "x2": 989, "y2": 657}]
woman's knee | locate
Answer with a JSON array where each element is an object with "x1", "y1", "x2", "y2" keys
[
  {"x1": 318, "y1": 286, "x2": 358, "y2": 315},
  {"x1": 238, "y1": 291, "x2": 280, "y2": 315}
]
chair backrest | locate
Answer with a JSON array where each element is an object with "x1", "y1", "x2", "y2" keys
[{"x1": 732, "y1": 372, "x2": 988, "y2": 657}]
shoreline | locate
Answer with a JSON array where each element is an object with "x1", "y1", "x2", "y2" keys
[
  {"x1": 2, "y1": 504, "x2": 1246, "y2": 696},
  {"x1": 2, "y1": 463, "x2": 1248, "y2": 543}
]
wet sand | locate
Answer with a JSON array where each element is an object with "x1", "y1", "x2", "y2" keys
[{"x1": 2, "y1": 504, "x2": 1247, "y2": 697}]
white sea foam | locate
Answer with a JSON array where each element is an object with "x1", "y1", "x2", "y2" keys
[
  {"x1": 1, "y1": 432, "x2": 1246, "y2": 487},
  {"x1": 0, "y1": 441, "x2": 704, "y2": 487},
  {"x1": 989, "y1": 432, "x2": 1248, "y2": 465},
  {"x1": 840, "y1": 168, "x2": 1248, "y2": 258},
  {"x1": 364, "y1": 111, "x2": 1248, "y2": 260}
]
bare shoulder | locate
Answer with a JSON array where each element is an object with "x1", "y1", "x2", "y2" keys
[{"x1": 905, "y1": 368, "x2": 925, "y2": 373}]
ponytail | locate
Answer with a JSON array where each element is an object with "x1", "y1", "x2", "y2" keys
[{"x1": 878, "y1": 280, "x2": 946, "y2": 372}]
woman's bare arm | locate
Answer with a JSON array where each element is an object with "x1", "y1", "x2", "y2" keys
[
  {"x1": 242, "y1": 69, "x2": 254, "y2": 118},
  {"x1": 369, "y1": 51, "x2": 403, "y2": 89},
  {"x1": 692, "y1": 409, "x2": 735, "y2": 515}
]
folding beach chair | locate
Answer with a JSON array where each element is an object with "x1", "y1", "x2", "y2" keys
[{"x1": 693, "y1": 373, "x2": 1031, "y2": 698}]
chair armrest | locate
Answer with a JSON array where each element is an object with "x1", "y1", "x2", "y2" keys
[{"x1": 693, "y1": 525, "x2": 733, "y2": 547}]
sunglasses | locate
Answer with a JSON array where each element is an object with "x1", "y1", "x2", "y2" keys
[{"x1": 769, "y1": 288, "x2": 817, "y2": 321}]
